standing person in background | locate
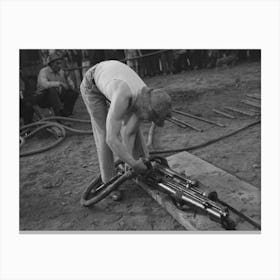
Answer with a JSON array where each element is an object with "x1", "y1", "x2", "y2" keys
[
  {"x1": 81, "y1": 50, "x2": 91, "y2": 78},
  {"x1": 136, "y1": 49, "x2": 145, "y2": 78},
  {"x1": 141, "y1": 50, "x2": 157, "y2": 77},
  {"x1": 149, "y1": 49, "x2": 161, "y2": 76},
  {"x1": 124, "y1": 49, "x2": 141, "y2": 75},
  {"x1": 173, "y1": 50, "x2": 188, "y2": 73},
  {"x1": 67, "y1": 50, "x2": 82, "y2": 89},
  {"x1": 36, "y1": 53, "x2": 79, "y2": 117}
]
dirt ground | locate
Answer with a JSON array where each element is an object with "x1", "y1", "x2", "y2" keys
[{"x1": 20, "y1": 61, "x2": 261, "y2": 231}]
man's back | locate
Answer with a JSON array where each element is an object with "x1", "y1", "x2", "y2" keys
[{"x1": 94, "y1": 60, "x2": 146, "y2": 101}]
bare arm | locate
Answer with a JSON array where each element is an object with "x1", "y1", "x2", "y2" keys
[
  {"x1": 106, "y1": 82, "x2": 147, "y2": 173},
  {"x1": 121, "y1": 113, "x2": 139, "y2": 159},
  {"x1": 121, "y1": 115, "x2": 149, "y2": 160},
  {"x1": 106, "y1": 83, "x2": 137, "y2": 167},
  {"x1": 137, "y1": 126, "x2": 150, "y2": 159},
  {"x1": 37, "y1": 68, "x2": 60, "y2": 90}
]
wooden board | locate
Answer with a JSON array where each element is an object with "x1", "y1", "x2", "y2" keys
[
  {"x1": 246, "y1": 94, "x2": 261, "y2": 100},
  {"x1": 224, "y1": 106, "x2": 256, "y2": 117},
  {"x1": 241, "y1": 99, "x2": 261, "y2": 109},
  {"x1": 136, "y1": 151, "x2": 261, "y2": 231}
]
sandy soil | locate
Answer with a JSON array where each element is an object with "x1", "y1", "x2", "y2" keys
[{"x1": 20, "y1": 61, "x2": 261, "y2": 231}]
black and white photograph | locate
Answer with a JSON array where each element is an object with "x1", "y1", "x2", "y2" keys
[
  {"x1": 20, "y1": 49, "x2": 261, "y2": 231},
  {"x1": 1, "y1": 0, "x2": 280, "y2": 280}
]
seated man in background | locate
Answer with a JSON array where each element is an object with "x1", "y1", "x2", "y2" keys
[{"x1": 36, "y1": 53, "x2": 79, "y2": 117}]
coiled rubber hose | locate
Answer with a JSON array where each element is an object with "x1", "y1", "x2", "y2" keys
[
  {"x1": 20, "y1": 116, "x2": 92, "y2": 157},
  {"x1": 80, "y1": 160, "x2": 139, "y2": 207},
  {"x1": 80, "y1": 170, "x2": 135, "y2": 207}
]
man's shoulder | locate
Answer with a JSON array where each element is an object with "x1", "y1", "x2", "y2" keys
[
  {"x1": 111, "y1": 80, "x2": 132, "y2": 97},
  {"x1": 38, "y1": 65, "x2": 50, "y2": 75}
]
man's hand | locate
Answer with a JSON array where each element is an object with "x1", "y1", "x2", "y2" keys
[
  {"x1": 132, "y1": 159, "x2": 148, "y2": 174},
  {"x1": 59, "y1": 81, "x2": 69, "y2": 89}
]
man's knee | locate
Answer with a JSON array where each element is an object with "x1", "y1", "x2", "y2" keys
[
  {"x1": 64, "y1": 89, "x2": 79, "y2": 101},
  {"x1": 69, "y1": 88, "x2": 79, "y2": 97},
  {"x1": 48, "y1": 87, "x2": 60, "y2": 95},
  {"x1": 35, "y1": 91, "x2": 48, "y2": 108},
  {"x1": 41, "y1": 88, "x2": 63, "y2": 114},
  {"x1": 44, "y1": 87, "x2": 61, "y2": 103}
]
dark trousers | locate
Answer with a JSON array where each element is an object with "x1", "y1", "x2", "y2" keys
[
  {"x1": 20, "y1": 99, "x2": 34, "y2": 124},
  {"x1": 36, "y1": 88, "x2": 79, "y2": 116}
]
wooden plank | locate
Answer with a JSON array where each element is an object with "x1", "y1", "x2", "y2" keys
[
  {"x1": 246, "y1": 94, "x2": 261, "y2": 100},
  {"x1": 241, "y1": 99, "x2": 261, "y2": 109},
  {"x1": 167, "y1": 117, "x2": 187, "y2": 129},
  {"x1": 136, "y1": 151, "x2": 261, "y2": 231},
  {"x1": 242, "y1": 106, "x2": 260, "y2": 114},
  {"x1": 213, "y1": 109, "x2": 236, "y2": 119},
  {"x1": 169, "y1": 116, "x2": 203, "y2": 132},
  {"x1": 173, "y1": 109, "x2": 226, "y2": 127},
  {"x1": 224, "y1": 106, "x2": 255, "y2": 117}
]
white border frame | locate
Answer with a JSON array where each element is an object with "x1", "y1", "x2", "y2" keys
[{"x1": 1, "y1": 0, "x2": 280, "y2": 279}]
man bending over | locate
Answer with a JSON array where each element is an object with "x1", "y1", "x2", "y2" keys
[{"x1": 80, "y1": 60, "x2": 172, "y2": 199}]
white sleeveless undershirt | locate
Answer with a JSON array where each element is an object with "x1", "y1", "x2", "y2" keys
[{"x1": 94, "y1": 60, "x2": 146, "y2": 105}]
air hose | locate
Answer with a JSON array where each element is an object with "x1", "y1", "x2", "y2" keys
[
  {"x1": 216, "y1": 198, "x2": 261, "y2": 230},
  {"x1": 20, "y1": 121, "x2": 66, "y2": 157},
  {"x1": 151, "y1": 119, "x2": 260, "y2": 154},
  {"x1": 20, "y1": 117, "x2": 260, "y2": 157},
  {"x1": 20, "y1": 116, "x2": 92, "y2": 157}
]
